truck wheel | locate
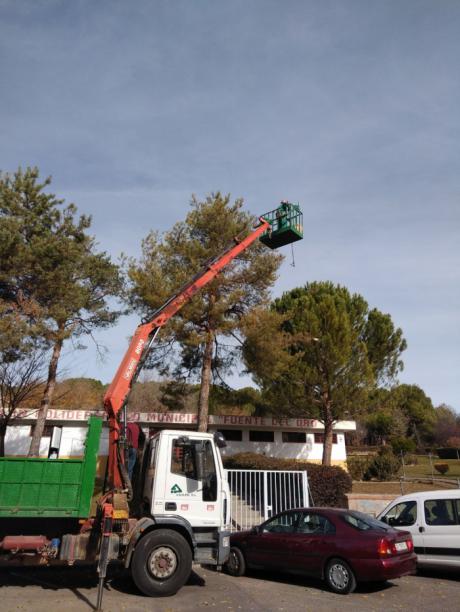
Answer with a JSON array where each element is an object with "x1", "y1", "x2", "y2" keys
[
  {"x1": 131, "y1": 529, "x2": 192, "y2": 597},
  {"x1": 225, "y1": 546, "x2": 246, "y2": 577}
]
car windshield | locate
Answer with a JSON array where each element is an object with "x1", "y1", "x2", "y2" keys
[{"x1": 342, "y1": 511, "x2": 389, "y2": 531}]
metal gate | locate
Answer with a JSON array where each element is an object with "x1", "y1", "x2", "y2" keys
[{"x1": 225, "y1": 469, "x2": 309, "y2": 532}]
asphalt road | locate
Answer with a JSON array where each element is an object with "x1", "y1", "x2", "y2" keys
[{"x1": 0, "y1": 564, "x2": 459, "y2": 612}]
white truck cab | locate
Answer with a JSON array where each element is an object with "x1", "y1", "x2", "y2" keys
[
  {"x1": 119, "y1": 429, "x2": 231, "y2": 597},
  {"x1": 144, "y1": 429, "x2": 230, "y2": 529},
  {"x1": 377, "y1": 489, "x2": 460, "y2": 568}
]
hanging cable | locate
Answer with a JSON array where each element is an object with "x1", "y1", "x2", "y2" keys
[{"x1": 290, "y1": 243, "x2": 296, "y2": 267}]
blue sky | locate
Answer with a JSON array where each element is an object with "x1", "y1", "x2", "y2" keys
[{"x1": 1, "y1": 1, "x2": 459, "y2": 409}]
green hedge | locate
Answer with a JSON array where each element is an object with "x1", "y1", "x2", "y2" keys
[
  {"x1": 437, "y1": 448, "x2": 460, "y2": 459},
  {"x1": 223, "y1": 453, "x2": 352, "y2": 508}
]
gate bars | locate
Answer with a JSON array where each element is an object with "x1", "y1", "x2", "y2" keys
[{"x1": 226, "y1": 469, "x2": 309, "y2": 532}]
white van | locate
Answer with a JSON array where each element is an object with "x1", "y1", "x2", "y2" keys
[{"x1": 377, "y1": 489, "x2": 460, "y2": 568}]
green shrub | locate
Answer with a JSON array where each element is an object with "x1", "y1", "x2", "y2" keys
[
  {"x1": 223, "y1": 453, "x2": 352, "y2": 508},
  {"x1": 437, "y1": 447, "x2": 460, "y2": 459},
  {"x1": 346, "y1": 455, "x2": 373, "y2": 481},
  {"x1": 391, "y1": 437, "x2": 416, "y2": 456},
  {"x1": 434, "y1": 462, "x2": 449, "y2": 475},
  {"x1": 364, "y1": 447, "x2": 401, "y2": 481},
  {"x1": 404, "y1": 454, "x2": 418, "y2": 466}
]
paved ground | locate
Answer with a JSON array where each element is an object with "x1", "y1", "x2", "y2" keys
[{"x1": 0, "y1": 564, "x2": 459, "y2": 612}]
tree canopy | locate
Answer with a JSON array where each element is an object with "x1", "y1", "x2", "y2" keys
[
  {"x1": 242, "y1": 281, "x2": 407, "y2": 464},
  {"x1": 389, "y1": 384, "x2": 435, "y2": 446},
  {"x1": 0, "y1": 167, "x2": 123, "y2": 454},
  {"x1": 433, "y1": 403, "x2": 460, "y2": 446},
  {"x1": 125, "y1": 193, "x2": 282, "y2": 430},
  {"x1": 364, "y1": 387, "x2": 408, "y2": 445}
]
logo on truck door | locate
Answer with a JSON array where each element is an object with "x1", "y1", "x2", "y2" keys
[{"x1": 170, "y1": 484, "x2": 183, "y2": 494}]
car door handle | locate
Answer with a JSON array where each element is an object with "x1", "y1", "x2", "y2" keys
[{"x1": 418, "y1": 526, "x2": 425, "y2": 533}]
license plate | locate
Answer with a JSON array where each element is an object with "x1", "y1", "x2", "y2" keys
[{"x1": 395, "y1": 541, "x2": 408, "y2": 552}]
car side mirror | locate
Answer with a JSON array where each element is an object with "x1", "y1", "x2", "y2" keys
[{"x1": 250, "y1": 526, "x2": 259, "y2": 535}]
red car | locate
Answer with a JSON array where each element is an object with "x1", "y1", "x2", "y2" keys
[{"x1": 226, "y1": 507, "x2": 416, "y2": 594}]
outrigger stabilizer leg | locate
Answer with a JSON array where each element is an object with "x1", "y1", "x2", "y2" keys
[{"x1": 96, "y1": 503, "x2": 114, "y2": 611}]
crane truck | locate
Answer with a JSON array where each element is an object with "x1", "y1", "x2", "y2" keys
[{"x1": 0, "y1": 202, "x2": 303, "y2": 608}]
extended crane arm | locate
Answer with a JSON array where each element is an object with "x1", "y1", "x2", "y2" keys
[{"x1": 104, "y1": 217, "x2": 270, "y2": 489}]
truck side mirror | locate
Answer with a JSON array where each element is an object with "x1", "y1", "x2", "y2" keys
[{"x1": 213, "y1": 431, "x2": 227, "y2": 449}]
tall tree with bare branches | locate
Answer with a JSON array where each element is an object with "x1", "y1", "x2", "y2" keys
[{"x1": 0, "y1": 350, "x2": 46, "y2": 456}]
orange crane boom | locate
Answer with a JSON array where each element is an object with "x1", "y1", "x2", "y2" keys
[{"x1": 104, "y1": 217, "x2": 270, "y2": 489}]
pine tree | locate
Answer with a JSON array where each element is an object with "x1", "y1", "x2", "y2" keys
[
  {"x1": 242, "y1": 282, "x2": 407, "y2": 465},
  {"x1": 126, "y1": 193, "x2": 282, "y2": 431},
  {"x1": 0, "y1": 167, "x2": 122, "y2": 455}
]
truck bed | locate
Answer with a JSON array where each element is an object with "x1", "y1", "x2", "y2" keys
[{"x1": 0, "y1": 416, "x2": 101, "y2": 518}]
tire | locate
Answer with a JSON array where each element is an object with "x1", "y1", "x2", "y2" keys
[
  {"x1": 324, "y1": 558, "x2": 357, "y2": 594},
  {"x1": 131, "y1": 529, "x2": 193, "y2": 597},
  {"x1": 225, "y1": 546, "x2": 246, "y2": 577}
]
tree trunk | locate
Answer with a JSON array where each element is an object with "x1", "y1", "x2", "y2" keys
[
  {"x1": 321, "y1": 401, "x2": 334, "y2": 466},
  {"x1": 28, "y1": 338, "x2": 63, "y2": 456},
  {"x1": 0, "y1": 422, "x2": 6, "y2": 457},
  {"x1": 197, "y1": 332, "x2": 214, "y2": 433},
  {"x1": 413, "y1": 423, "x2": 422, "y2": 449}
]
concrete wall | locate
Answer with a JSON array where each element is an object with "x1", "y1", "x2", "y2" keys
[{"x1": 346, "y1": 493, "x2": 398, "y2": 516}]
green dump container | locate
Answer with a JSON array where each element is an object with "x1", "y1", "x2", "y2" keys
[
  {"x1": 260, "y1": 201, "x2": 303, "y2": 249},
  {"x1": 0, "y1": 416, "x2": 102, "y2": 518}
]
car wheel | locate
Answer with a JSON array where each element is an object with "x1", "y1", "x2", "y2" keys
[
  {"x1": 131, "y1": 529, "x2": 192, "y2": 597},
  {"x1": 325, "y1": 558, "x2": 357, "y2": 594},
  {"x1": 225, "y1": 546, "x2": 246, "y2": 577}
]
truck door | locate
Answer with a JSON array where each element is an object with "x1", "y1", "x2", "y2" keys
[
  {"x1": 162, "y1": 437, "x2": 222, "y2": 528},
  {"x1": 142, "y1": 438, "x2": 158, "y2": 507}
]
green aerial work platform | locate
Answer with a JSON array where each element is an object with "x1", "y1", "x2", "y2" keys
[
  {"x1": 0, "y1": 416, "x2": 102, "y2": 518},
  {"x1": 260, "y1": 201, "x2": 303, "y2": 249}
]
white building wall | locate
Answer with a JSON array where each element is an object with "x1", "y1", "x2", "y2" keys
[
  {"x1": 4, "y1": 411, "x2": 353, "y2": 465},
  {"x1": 216, "y1": 430, "x2": 347, "y2": 462},
  {"x1": 5, "y1": 425, "x2": 33, "y2": 456},
  {"x1": 4, "y1": 425, "x2": 109, "y2": 457}
]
